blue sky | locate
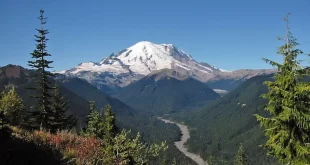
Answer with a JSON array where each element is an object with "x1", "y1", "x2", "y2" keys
[{"x1": 0, "y1": 0, "x2": 309, "y2": 71}]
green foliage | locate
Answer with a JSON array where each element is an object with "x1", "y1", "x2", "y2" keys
[
  {"x1": 208, "y1": 154, "x2": 214, "y2": 165},
  {"x1": 0, "y1": 66, "x2": 196, "y2": 164},
  {"x1": 102, "y1": 104, "x2": 118, "y2": 142},
  {"x1": 83, "y1": 102, "x2": 106, "y2": 138},
  {"x1": 170, "y1": 74, "x2": 276, "y2": 165},
  {"x1": 49, "y1": 85, "x2": 77, "y2": 133},
  {"x1": 0, "y1": 8, "x2": 196, "y2": 163},
  {"x1": 83, "y1": 102, "x2": 118, "y2": 141},
  {"x1": 255, "y1": 14, "x2": 310, "y2": 165},
  {"x1": 234, "y1": 143, "x2": 249, "y2": 165},
  {"x1": 171, "y1": 158, "x2": 177, "y2": 165},
  {"x1": 102, "y1": 129, "x2": 168, "y2": 165},
  {"x1": 27, "y1": 9, "x2": 55, "y2": 131},
  {"x1": 113, "y1": 69, "x2": 220, "y2": 114},
  {"x1": 0, "y1": 87, "x2": 25, "y2": 126},
  {"x1": 82, "y1": 103, "x2": 168, "y2": 164}
]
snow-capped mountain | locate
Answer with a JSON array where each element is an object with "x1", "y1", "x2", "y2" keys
[
  {"x1": 59, "y1": 41, "x2": 274, "y2": 93},
  {"x1": 61, "y1": 41, "x2": 223, "y2": 75}
]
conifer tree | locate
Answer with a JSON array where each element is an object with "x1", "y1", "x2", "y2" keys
[
  {"x1": 102, "y1": 104, "x2": 118, "y2": 141},
  {"x1": 0, "y1": 87, "x2": 25, "y2": 126},
  {"x1": 102, "y1": 130, "x2": 167, "y2": 165},
  {"x1": 83, "y1": 101, "x2": 106, "y2": 138},
  {"x1": 84, "y1": 101, "x2": 96, "y2": 128},
  {"x1": 208, "y1": 154, "x2": 215, "y2": 165},
  {"x1": 83, "y1": 102, "x2": 118, "y2": 140},
  {"x1": 50, "y1": 85, "x2": 77, "y2": 133},
  {"x1": 234, "y1": 143, "x2": 249, "y2": 165},
  {"x1": 27, "y1": 9, "x2": 54, "y2": 130},
  {"x1": 255, "y1": 13, "x2": 310, "y2": 164}
]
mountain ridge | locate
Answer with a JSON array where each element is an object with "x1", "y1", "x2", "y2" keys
[
  {"x1": 57, "y1": 41, "x2": 275, "y2": 93},
  {"x1": 112, "y1": 69, "x2": 220, "y2": 114}
]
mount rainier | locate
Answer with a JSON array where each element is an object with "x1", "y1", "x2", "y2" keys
[{"x1": 58, "y1": 41, "x2": 274, "y2": 93}]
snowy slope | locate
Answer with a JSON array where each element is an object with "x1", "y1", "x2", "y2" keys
[
  {"x1": 60, "y1": 41, "x2": 221, "y2": 76},
  {"x1": 58, "y1": 41, "x2": 274, "y2": 93}
]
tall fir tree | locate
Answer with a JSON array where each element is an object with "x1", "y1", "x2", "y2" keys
[
  {"x1": 255, "y1": 14, "x2": 310, "y2": 165},
  {"x1": 27, "y1": 9, "x2": 55, "y2": 131},
  {"x1": 208, "y1": 154, "x2": 214, "y2": 165},
  {"x1": 83, "y1": 100, "x2": 96, "y2": 129},
  {"x1": 50, "y1": 85, "x2": 77, "y2": 133},
  {"x1": 83, "y1": 101, "x2": 105, "y2": 138},
  {"x1": 102, "y1": 104, "x2": 118, "y2": 141},
  {"x1": 234, "y1": 143, "x2": 249, "y2": 165},
  {"x1": 83, "y1": 102, "x2": 118, "y2": 140}
]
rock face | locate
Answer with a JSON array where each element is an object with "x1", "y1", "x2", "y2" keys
[{"x1": 58, "y1": 41, "x2": 275, "y2": 93}]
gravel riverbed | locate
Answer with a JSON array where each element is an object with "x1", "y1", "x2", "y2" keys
[{"x1": 157, "y1": 117, "x2": 207, "y2": 165}]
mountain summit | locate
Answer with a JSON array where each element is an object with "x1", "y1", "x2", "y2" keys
[
  {"x1": 61, "y1": 41, "x2": 222, "y2": 75},
  {"x1": 59, "y1": 41, "x2": 274, "y2": 93}
]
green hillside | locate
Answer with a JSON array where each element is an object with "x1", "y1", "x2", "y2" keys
[
  {"x1": 0, "y1": 65, "x2": 90, "y2": 122},
  {"x1": 170, "y1": 74, "x2": 279, "y2": 165},
  {"x1": 0, "y1": 65, "x2": 196, "y2": 165},
  {"x1": 113, "y1": 69, "x2": 220, "y2": 115}
]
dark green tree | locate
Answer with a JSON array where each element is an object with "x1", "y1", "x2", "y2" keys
[
  {"x1": 234, "y1": 143, "x2": 249, "y2": 165},
  {"x1": 83, "y1": 101, "x2": 105, "y2": 138},
  {"x1": 102, "y1": 130, "x2": 168, "y2": 165},
  {"x1": 85, "y1": 101, "x2": 96, "y2": 126},
  {"x1": 50, "y1": 85, "x2": 77, "y2": 133},
  {"x1": 102, "y1": 104, "x2": 118, "y2": 141},
  {"x1": 83, "y1": 102, "x2": 118, "y2": 140},
  {"x1": 255, "y1": 14, "x2": 310, "y2": 165},
  {"x1": 27, "y1": 9, "x2": 55, "y2": 131},
  {"x1": 208, "y1": 154, "x2": 215, "y2": 165}
]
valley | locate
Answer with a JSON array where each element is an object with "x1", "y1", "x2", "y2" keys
[
  {"x1": 1, "y1": 3, "x2": 310, "y2": 165},
  {"x1": 158, "y1": 117, "x2": 207, "y2": 165}
]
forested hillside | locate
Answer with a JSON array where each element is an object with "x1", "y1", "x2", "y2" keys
[
  {"x1": 0, "y1": 64, "x2": 197, "y2": 164},
  {"x1": 113, "y1": 69, "x2": 220, "y2": 114},
  {"x1": 1, "y1": 4, "x2": 310, "y2": 165},
  {"x1": 170, "y1": 74, "x2": 278, "y2": 164}
]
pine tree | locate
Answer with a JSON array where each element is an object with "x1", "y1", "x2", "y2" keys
[
  {"x1": 102, "y1": 104, "x2": 118, "y2": 141},
  {"x1": 84, "y1": 101, "x2": 96, "y2": 127},
  {"x1": 255, "y1": 13, "x2": 310, "y2": 164},
  {"x1": 50, "y1": 85, "x2": 77, "y2": 133},
  {"x1": 83, "y1": 101, "x2": 105, "y2": 138},
  {"x1": 102, "y1": 130, "x2": 167, "y2": 165},
  {"x1": 234, "y1": 143, "x2": 249, "y2": 165},
  {"x1": 208, "y1": 154, "x2": 215, "y2": 165},
  {"x1": 27, "y1": 9, "x2": 55, "y2": 131},
  {"x1": 0, "y1": 87, "x2": 25, "y2": 126},
  {"x1": 83, "y1": 102, "x2": 118, "y2": 140}
]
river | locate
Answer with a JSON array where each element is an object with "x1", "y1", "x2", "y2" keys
[{"x1": 157, "y1": 117, "x2": 208, "y2": 165}]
